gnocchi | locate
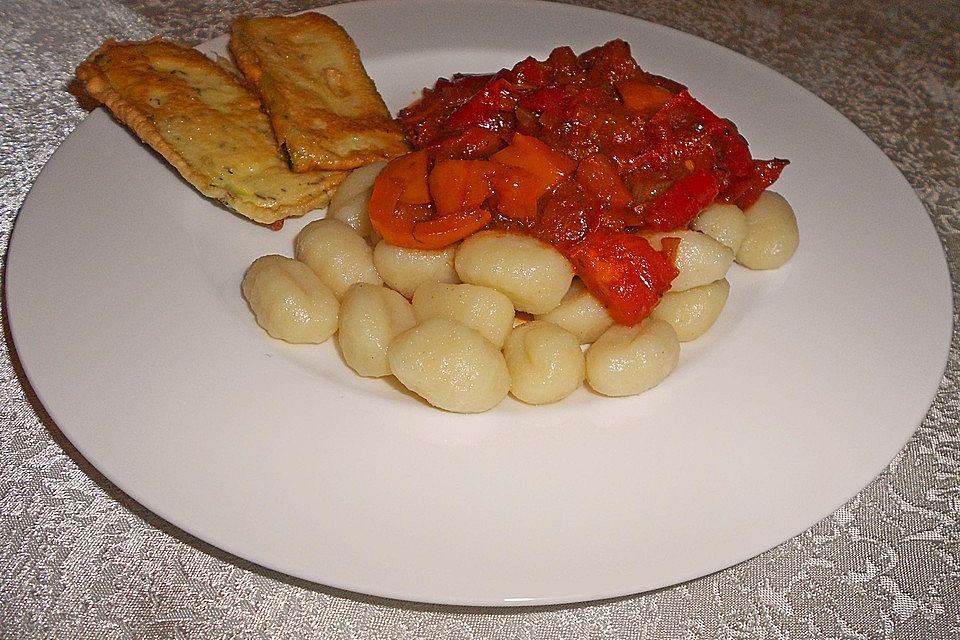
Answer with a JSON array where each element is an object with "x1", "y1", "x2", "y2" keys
[
  {"x1": 412, "y1": 281, "x2": 515, "y2": 349},
  {"x1": 337, "y1": 283, "x2": 417, "y2": 377},
  {"x1": 373, "y1": 241, "x2": 460, "y2": 299},
  {"x1": 241, "y1": 255, "x2": 339, "y2": 344},
  {"x1": 736, "y1": 191, "x2": 800, "y2": 270},
  {"x1": 387, "y1": 318, "x2": 511, "y2": 413},
  {"x1": 585, "y1": 319, "x2": 680, "y2": 397},
  {"x1": 643, "y1": 230, "x2": 734, "y2": 291},
  {"x1": 326, "y1": 160, "x2": 385, "y2": 238},
  {"x1": 692, "y1": 202, "x2": 748, "y2": 253},
  {"x1": 650, "y1": 278, "x2": 730, "y2": 342},
  {"x1": 535, "y1": 279, "x2": 614, "y2": 344},
  {"x1": 503, "y1": 320, "x2": 585, "y2": 405},
  {"x1": 455, "y1": 230, "x2": 574, "y2": 314},
  {"x1": 243, "y1": 163, "x2": 796, "y2": 412},
  {"x1": 295, "y1": 218, "x2": 382, "y2": 298}
]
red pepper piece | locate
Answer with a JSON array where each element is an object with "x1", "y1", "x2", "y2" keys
[
  {"x1": 518, "y1": 85, "x2": 568, "y2": 113},
  {"x1": 575, "y1": 154, "x2": 633, "y2": 209},
  {"x1": 578, "y1": 39, "x2": 640, "y2": 86},
  {"x1": 544, "y1": 45, "x2": 579, "y2": 80},
  {"x1": 442, "y1": 77, "x2": 521, "y2": 132},
  {"x1": 569, "y1": 231, "x2": 679, "y2": 326},
  {"x1": 432, "y1": 126, "x2": 505, "y2": 159},
  {"x1": 506, "y1": 56, "x2": 550, "y2": 87},
  {"x1": 637, "y1": 168, "x2": 720, "y2": 231},
  {"x1": 651, "y1": 90, "x2": 728, "y2": 137},
  {"x1": 399, "y1": 73, "x2": 496, "y2": 148},
  {"x1": 715, "y1": 127, "x2": 755, "y2": 179},
  {"x1": 533, "y1": 179, "x2": 600, "y2": 249},
  {"x1": 433, "y1": 73, "x2": 496, "y2": 94},
  {"x1": 720, "y1": 159, "x2": 789, "y2": 210}
]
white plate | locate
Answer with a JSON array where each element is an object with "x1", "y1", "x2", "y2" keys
[{"x1": 6, "y1": 0, "x2": 952, "y2": 606}]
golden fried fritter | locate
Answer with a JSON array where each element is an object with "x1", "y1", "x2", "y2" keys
[
  {"x1": 230, "y1": 13, "x2": 409, "y2": 172},
  {"x1": 76, "y1": 38, "x2": 344, "y2": 225}
]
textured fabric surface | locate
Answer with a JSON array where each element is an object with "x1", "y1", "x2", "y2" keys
[{"x1": 1, "y1": 0, "x2": 957, "y2": 638}]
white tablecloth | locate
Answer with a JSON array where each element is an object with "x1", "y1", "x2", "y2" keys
[{"x1": 2, "y1": 0, "x2": 957, "y2": 637}]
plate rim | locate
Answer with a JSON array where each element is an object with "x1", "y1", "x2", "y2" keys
[{"x1": 5, "y1": 0, "x2": 954, "y2": 607}]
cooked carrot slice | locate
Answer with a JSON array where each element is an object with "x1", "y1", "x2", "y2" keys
[
  {"x1": 369, "y1": 153, "x2": 494, "y2": 250},
  {"x1": 369, "y1": 173, "x2": 415, "y2": 246},
  {"x1": 428, "y1": 159, "x2": 494, "y2": 218},
  {"x1": 489, "y1": 165, "x2": 541, "y2": 222},
  {"x1": 412, "y1": 207, "x2": 491, "y2": 248},
  {"x1": 615, "y1": 79, "x2": 674, "y2": 117},
  {"x1": 384, "y1": 150, "x2": 432, "y2": 205},
  {"x1": 491, "y1": 132, "x2": 576, "y2": 196}
]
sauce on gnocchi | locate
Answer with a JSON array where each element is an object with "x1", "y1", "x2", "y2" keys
[
  {"x1": 369, "y1": 40, "x2": 788, "y2": 325},
  {"x1": 241, "y1": 40, "x2": 799, "y2": 413}
]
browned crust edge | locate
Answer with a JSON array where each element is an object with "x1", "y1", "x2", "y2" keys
[
  {"x1": 229, "y1": 13, "x2": 409, "y2": 173},
  {"x1": 75, "y1": 38, "x2": 343, "y2": 225}
]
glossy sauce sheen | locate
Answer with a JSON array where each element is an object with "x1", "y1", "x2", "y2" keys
[{"x1": 369, "y1": 40, "x2": 787, "y2": 324}]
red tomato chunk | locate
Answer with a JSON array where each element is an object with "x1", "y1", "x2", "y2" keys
[{"x1": 368, "y1": 40, "x2": 788, "y2": 325}]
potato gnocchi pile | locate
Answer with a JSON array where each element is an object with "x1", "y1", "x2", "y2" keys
[{"x1": 242, "y1": 164, "x2": 798, "y2": 413}]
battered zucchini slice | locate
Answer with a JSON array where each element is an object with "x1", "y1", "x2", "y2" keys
[
  {"x1": 230, "y1": 12, "x2": 410, "y2": 172},
  {"x1": 75, "y1": 38, "x2": 344, "y2": 225}
]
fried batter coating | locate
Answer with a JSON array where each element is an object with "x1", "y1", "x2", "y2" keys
[
  {"x1": 230, "y1": 13, "x2": 409, "y2": 172},
  {"x1": 76, "y1": 38, "x2": 344, "y2": 225}
]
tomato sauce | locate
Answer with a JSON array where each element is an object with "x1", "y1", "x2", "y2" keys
[{"x1": 368, "y1": 40, "x2": 787, "y2": 325}]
